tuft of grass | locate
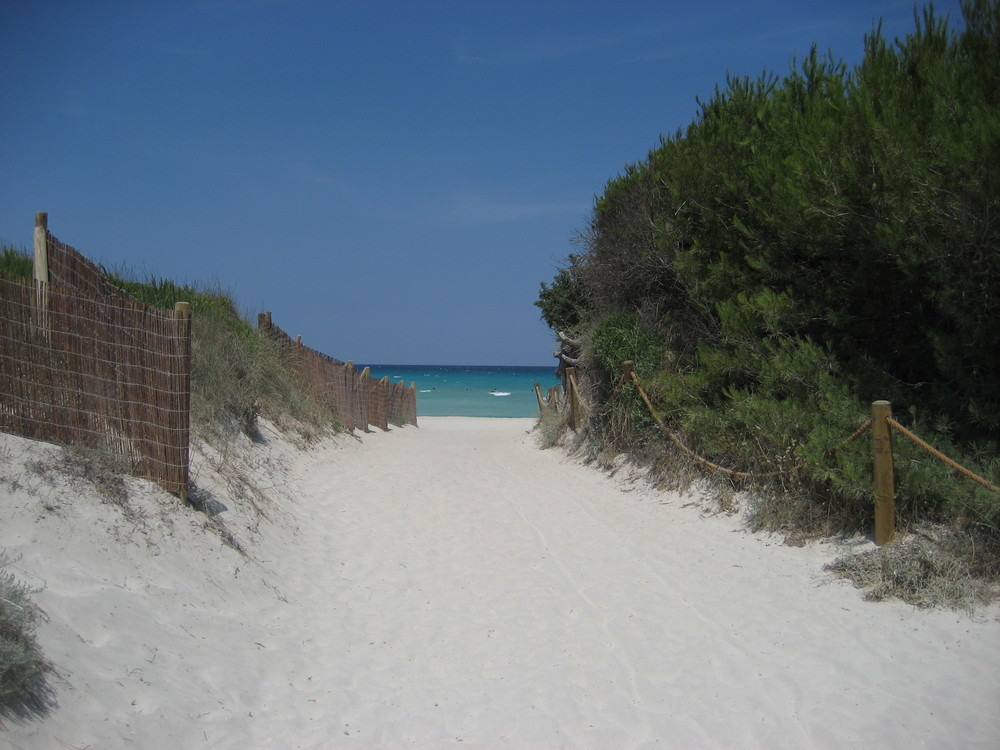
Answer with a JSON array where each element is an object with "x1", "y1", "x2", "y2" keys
[
  {"x1": 0, "y1": 245, "x2": 32, "y2": 278},
  {"x1": 825, "y1": 530, "x2": 990, "y2": 611},
  {"x1": 27, "y1": 445, "x2": 131, "y2": 511},
  {"x1": 0, "y1": 553, "x2": 56, "y2": 726},
  {"x1": 536, "y1": 400, "x2": 571, "y2": 449},
  {"x1": 99, "y1": 269, "x2": 342, "y2": 443}
]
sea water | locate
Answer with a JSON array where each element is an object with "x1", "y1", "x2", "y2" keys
[{"x1": 362, "y1": 364, "x2": 562, "y2": 418}]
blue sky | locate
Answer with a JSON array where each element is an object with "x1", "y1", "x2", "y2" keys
[{"x1": 1, "y1": 0, "x2": 964, "y2": 366}]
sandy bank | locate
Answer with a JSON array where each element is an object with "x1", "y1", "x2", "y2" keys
[{"x1": 2, "y1": 417, "x2": 999, "y2": 749}]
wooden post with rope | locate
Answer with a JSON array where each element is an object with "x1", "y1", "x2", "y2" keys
[
  {"x1": 566, "y1": 366, "x2": 582, "y2": 430},
  {"x1": 871, "y1": 400, "x2": 896, "y2": 546}
]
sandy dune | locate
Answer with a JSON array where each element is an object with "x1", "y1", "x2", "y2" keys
[{"x1": 2, "y1": 417, "x2": 998, "y2": 749}]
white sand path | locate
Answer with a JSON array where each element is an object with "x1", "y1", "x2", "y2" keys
[{"x1": 3, "y1": 417, "x2": 999, "y2": 749}]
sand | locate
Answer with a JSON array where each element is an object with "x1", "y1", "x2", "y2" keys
[{"x1": 2, "y1": 416, "x2": 999, "y2": 749}]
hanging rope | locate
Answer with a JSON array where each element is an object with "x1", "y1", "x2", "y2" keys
[
  {"x1": 886, "y1": 417, "x2": 1000, "y2": 494},
  {"x1": 825, "y1": 417, "x2": 873, "y2": 459},
  {"x1": 564, "y1": 360, "x2": 999, "y2": 497},
  {"x1": 624, "y1": 363, "x2": 802, "y2": 480}
]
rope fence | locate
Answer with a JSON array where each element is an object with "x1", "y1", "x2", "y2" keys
[{"x1": 540, "y1": 359, "x2": 999, "y2": 546}]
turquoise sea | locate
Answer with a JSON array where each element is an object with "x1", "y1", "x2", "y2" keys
[{"x1": 363, "y1": 365, "x2": 562, "y2": 418}]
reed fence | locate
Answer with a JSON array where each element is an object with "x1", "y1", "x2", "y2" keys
[
  {"x1": 257, "y1": 312, "x2": 417, "y2": 432},
  {"x1": 1, "y1": 213, "x2": 419, "y2": 502},
  {"x1": 537, "y1": 360, "x2": 999, "y2": 546},
  {"x1": 0, "y1": 213, "x2": 191, "y2": 496}
]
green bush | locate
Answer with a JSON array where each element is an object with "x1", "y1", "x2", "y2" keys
[
  {"x1": 535, "y1": 257, "x2": 586, "y2": 334},
  {"x1": 590, "y1": 313, "x2": 666, "y2": 379},
  {"x1": 0, "y1": 554, "x2": 54, "y2": 725},
  {"x1": 0, "y1": 246, "x2": 32, "y2": 278},
  {"x1": 538, "y1": 1, "x2": 1000, "y2": 577}
]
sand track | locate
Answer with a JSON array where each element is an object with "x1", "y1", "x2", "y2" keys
[{"x1": 3, "y1": 417, "x2": 999, "y2": 749}]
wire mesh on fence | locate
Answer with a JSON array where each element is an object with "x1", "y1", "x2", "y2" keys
[
  {"x1": 257, "y1": 313, "x2": 417, "y2": 431},
  {"x1": 46, "y1": 231, "x2": 131, "y2": 302},
  {"x1": 0, "y1": 272, "x2": 191, "y2": 495}
]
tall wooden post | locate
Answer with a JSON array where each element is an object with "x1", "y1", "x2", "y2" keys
[
  {"x1": 566, "y1": 366, "x2": 581, "y2": 430},
  {"x1": 534, "y1": 382, "x2": 546, "y2": 412},
  {"x1": 33, "y1": 212, "x2": 49, "y2": 283},
  {"x1": 871, "y1": 400, "x2": 896, "y2": 545},
  {"x1": 547, "y1": 384, "x2": 561, "y2": 410},
  {"x1": 173, "y1": 301, "x2": 193, "y2": 503},
  {"x1": 33, "y1": 212, "x2": 50, "y2": 334}
]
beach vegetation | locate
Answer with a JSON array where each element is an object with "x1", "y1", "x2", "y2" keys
[
  {"x1": 535, "y1": 255, "x2": 587, "y2": 334},
  {"x1": 0, "y1": 552, "x2": 56, "y2": 726},
  {"x1": 101, "y1": 269, "x2": 341, "y2": 443},
  {"x1": 1, "y1": 242, "x2": 341, "y2": 442},
  {"x1": 0, "y1": 245, "x2": 33, "y2": 278},
  {"x1": 537, "y1": 0, "x2": 1000, "y2": 605},
  {"x1": 537, "y1": 399, "x2": 573, "y2": 449}
]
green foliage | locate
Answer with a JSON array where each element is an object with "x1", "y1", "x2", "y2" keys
[
  {"x1": 0, "y1": 555, "x2": 54, "y2": 725},
  {"x1": 102, "y1": 271, "x2": 339, "y2": 441},
  {"x1": 0, "y1": 246, "x2": 32, "y2": 278},
  {"x1": 535, "y1": 258, "x2": 586, "y2": 333},
  {"x1": 190, "y1": 311, "x2": 339, "y2": 441},
  {"x1": 537, "y1": 1, "x2": 1000, "y2": 551},
  {"x1": 104, "y1": 272, "x2": 256, "y2": 340},
  {"x1": 590, "y1": 313, "x2": 665, "y2": 378}
]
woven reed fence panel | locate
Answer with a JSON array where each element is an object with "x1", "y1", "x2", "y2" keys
[
  {"x1": 388, "y1": 377, "x2": 417, "y2": 427},
  {"x1": 47, "y1": 231, "x2": 132, "y2": 303},
  {"x1": 257, "y1": 314, "x2": 358, "y2": 430},
  {"x1": 366, "y1": 376, "x2": 389, "y2": 432},
  {"x1": 0, "y1": 273, "x2": 191, "y2": 495},
  {"x1": 257, "y1": 314, "x2": 417, "y2": 431}
]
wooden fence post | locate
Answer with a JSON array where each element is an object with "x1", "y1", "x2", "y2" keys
[
  {"x1": 33, "y1": 212, "x2": 48, "y2": 283},
  {"x1": 546, "y1": 385, "x2": 560, "y2": 411},
  {"x1": 33, "y1": 212, "x2": 49, "y2": 334},
  {"x1": 566, "y1": 366, "x2": 581, "y2": 430},
  {"x1": 871, "y1": 400, "x2": 896, "y2": 545},
  {"x1": 534, "y1": 382, "x2": 545, "y2": 412},
  {"x1": 173, "y1": 301, "x2": 193, "y2": 503}
]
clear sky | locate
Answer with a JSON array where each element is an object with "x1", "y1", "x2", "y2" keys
[{"x1": 1, "y1": 0, "x2": 964, "y2": 366}]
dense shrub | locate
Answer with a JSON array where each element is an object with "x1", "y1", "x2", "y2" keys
[{"x1": 539, "y1": 1, "x2": 1000, "y2": 546}]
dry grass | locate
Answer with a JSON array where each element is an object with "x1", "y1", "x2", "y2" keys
[
  {"x1": 825, "y1": 527, "x2": 999, "y2": 612},
  {"x1": 0, "y1": 552, "x2": 57, "y2": 726},
  {"x1": 535, "y1": 402, "x2": 571, "y2": 449}
]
